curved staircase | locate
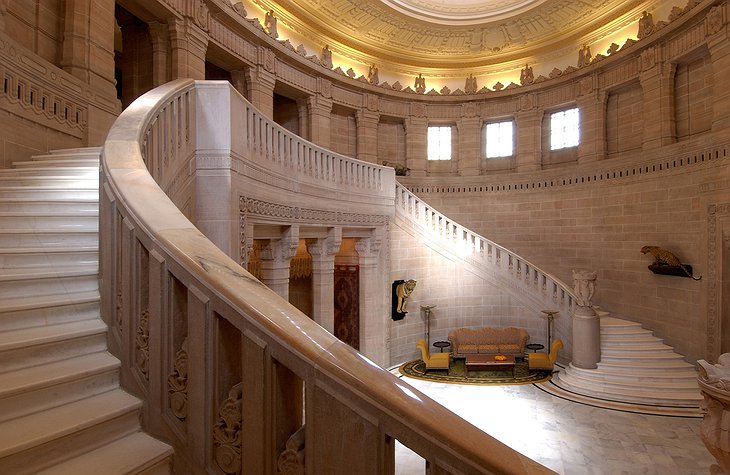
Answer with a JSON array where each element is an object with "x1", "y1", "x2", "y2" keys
[
  {"x1": 553, "y1": 314, "x2": 702, "y2": 414},
  {"x1": 0, "y1": 148, "x2": 173, "y2": 473}
]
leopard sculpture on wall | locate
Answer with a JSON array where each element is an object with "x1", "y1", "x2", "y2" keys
[{"x1": 640, "y1": 245, "x2": 701, "y2": 280}]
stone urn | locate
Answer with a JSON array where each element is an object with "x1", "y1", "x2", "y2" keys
[{"x1": 698, "y1": 355, "x2": 730, "y2": 474}]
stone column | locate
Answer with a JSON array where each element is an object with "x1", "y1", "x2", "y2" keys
[
  {"x1": 259, "y1": 226, "x2": 299, "y2": 299},
  {"x1": 168, "y1": 18, "x2": 208, "y2": 80},
  {"x1": 707, "y1": 7, "x2": 730, "y2": 131},
  {"x1": 306, "y1": 228, "x2": 341, "y2": 333},
  {"x1": 148, "y1": 21, "x2": 170, "y2": 87},
  {"x1": 244, "y1": 66, "x2": 275, "y2": 117},
  {"x1": 230, "y1": 69, "x2": 247, "y2": 99},
  {"x1": 355, "y1": 235, "x2": 386, "y2": 366},
  {"x1": 639, "y1": 48, "x2": 676, "y2": 149},
  {"x1": 515, "y1": 105, "x2": 542, "y2": 172},
  {"x1": 571, "y1": 270, "x2": 600, "y2": 369},
  {"x1": 356, "y1": 109, "x2": 379, "y2": 164},
  {"x1": 405, "y1": 116, "x2": 428, "y2": 177},
  {"x1": 62, "y1": 0, "x2": 118, "y2": 144},
  {"x1": 307, "y1": 94, "x2": 333, "y2": 149},
  {"x1": 576, "y1": 76, "x2": 606, "y2": 163},
  {"x1": 457, "y1": 113, "x2": 480, "y2": 176},
  {"x1": 296, "y1": 99, "x2": 309, "y2": 140}
]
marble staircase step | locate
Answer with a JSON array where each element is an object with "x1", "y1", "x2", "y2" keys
[
  {"x1": 596, "y1": 359, "x2": 696, "y2": 372},
  {"x1": 0, "y1": 167, "x2": 98, "y2": 178},
  {"x1": 13, "y1": 158, "x2": 100, "y2": 169},
  {"x1": 0, "y1": 319, "x2": 108, "y2": 374},
  {"x1": 0, "y1": 197, "x2": 98, "y2": 213},
  {"x1": 0, "y1": 291, "x2": 99, "y2": 332},
  {"x1": 0, "y1": 265, "x2": 98, "y2": 298},
  {"x1": 559, "y1": 366, "x2": 699, "y2": 390},
  {"x1": 599, "y1": 353, "x2": 687, "y2": 364},
  {"x1": 554, "y1": 373, "x2": 701, "y2": 406},
  {"x1": 36, "y1": 431, "x2": 173, "y2": 475},
  {"x1": 0, "y1": 246, "x2": 97, "y2": 269},
  {"x1": 0, "y1": 186, "x2": 98, "y2": 200},
  {"x1": 0, "y1": 229, "x2": 98, "y2": 248},
  {"x1": 601, "y1": 344, "x2": 676, "y2": 355},
  {"x1": 30, "y1": 147, "x2": 102, "y2": 160},
  {"x1": 0, "y1": 213, "x2": 99, "y2": 229},
  {"x1": 0, "y1": 389, "x2": 142, "y2": 473},
  {"x1": 0, "y1": 351, "x2": 120, "y2": 423},
  {"x1": 0, "y1": 176, "x2": 98, "y2": 187},
  {"x1": 566, "y1": 363, "x2": 697, "y2": 383}
]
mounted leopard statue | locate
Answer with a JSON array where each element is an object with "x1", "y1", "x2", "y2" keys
[{"x1": 640, "y1": 245, "x2": 701, "y2": 280}]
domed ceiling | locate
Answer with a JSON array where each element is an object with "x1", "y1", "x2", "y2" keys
[{"x1": 260, "y1": 0, "x2": 664, "y2": 72}]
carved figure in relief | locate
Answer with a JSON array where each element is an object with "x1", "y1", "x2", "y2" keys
[
  {"x1": 414, "y1": 73, "x2": 426, "y2": 94},
  {"x1": 464, "y1": 73, "x2": 478, "y2": 94},
  {"x1": 367, "y1": 64, "x2": 379, "y2": 85},
  {"x1": 637, "y1": 11, "x2": 655, "y2": 39},
  {"x1": 396, "y1": 279, "x2": 417, "y2": 313},
  {"x1": 264, "y1": 9, "x2": 278, "y2": 38},
  {"x1": 577, "y1": 45, "x2": 592, "y2": 68},
  {"x1": 321, "y1": 45, "x2": 333, "y2": 69},
  {"x1": 641, "y1": 245, "x2": 701, "y2": 280},
  {"x1": 520, "y1": 64, "x2": 534, "y2": 85}
]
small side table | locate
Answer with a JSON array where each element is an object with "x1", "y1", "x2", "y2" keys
[
  {"x1": 433, "y1": 341, "x2": 451, "y2": 353},
  {"x1": 526, "y1": 343, "x2": 545, "y2": 353}
]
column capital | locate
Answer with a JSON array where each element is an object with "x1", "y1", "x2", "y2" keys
[
  {"x1": 260, "y1": 226, "x2": 300, "y2": 264},
  {"x1": 306, "y1": 228, "x2": 342, "y2": 259}
]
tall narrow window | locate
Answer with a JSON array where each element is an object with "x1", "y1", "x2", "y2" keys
[
  {"x1": 484, "y1": 120, "x2": 514, "y2": 158},
  {"x1": 427, "y1": 126, "x2": 452, "y2": 160},
  {"x1": 550, "y1": 108, "x2": 580, "y2": 150}
]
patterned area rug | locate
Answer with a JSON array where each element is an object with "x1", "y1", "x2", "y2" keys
[{"x1": 399, "y1": 358, "x2": 552, "y2": 385}]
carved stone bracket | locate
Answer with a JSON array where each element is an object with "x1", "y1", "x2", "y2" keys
[
  {"x1": 213, "y1": 382, "x2": 243, "y2": 474},
  {"x1": 168, "y1": 338, "x2": 189, "y2": 420},
  {"x1": 135, "y1": 309, "x2": 150, "y2": 379}
]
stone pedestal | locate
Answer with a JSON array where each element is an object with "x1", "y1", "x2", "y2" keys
[
  {"x1": 571, "y1": 270, "x2": 600, "y2": 369},
  {"x1": 698, "y1": 355, "x2": 730, "y2": 475}
]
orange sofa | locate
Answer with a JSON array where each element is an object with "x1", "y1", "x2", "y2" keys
[{"x1": 448, "y1": 327, "x2": 529, "y2": 358}]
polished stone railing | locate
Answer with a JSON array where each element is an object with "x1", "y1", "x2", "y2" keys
[
  {"x1": 101, "y1": 79, "x2": 552, "y2": 474},
  {"x1": 393, "y1": 184, "x2": 577, "y2": 352}
]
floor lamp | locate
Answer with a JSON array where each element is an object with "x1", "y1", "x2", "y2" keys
[
  {"x1": 541, "y1": 310, "x2": 559, "y2": 353},
  {"x1": 421, "y1": 304, "x2": 436, "y2": 347}
]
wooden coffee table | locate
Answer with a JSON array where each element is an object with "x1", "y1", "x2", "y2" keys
[{"x1": 464, "y1": 354, "x2": 516, "y2": 378}]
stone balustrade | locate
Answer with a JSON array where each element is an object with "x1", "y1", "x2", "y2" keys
[{"x1": 101, "y1": 79, "x2": 553, "y2": 473}]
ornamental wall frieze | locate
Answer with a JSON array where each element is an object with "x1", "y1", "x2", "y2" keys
[{"x1": 239, "y1": 196, "x2": 388, "y2": 226}]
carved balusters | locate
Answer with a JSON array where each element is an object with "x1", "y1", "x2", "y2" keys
[
  {"x1": 167, "y1": 275, "x2": 189, "y2": 422},
  {"x1": 277, "y1": 426, "x2": 305, "y2": 474},
  {"x1": 135, "y1": 243, "x2": 151, "y2": 381}
]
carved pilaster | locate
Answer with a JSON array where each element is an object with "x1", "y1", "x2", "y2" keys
[
  {"x1": 457, "y1": 116, "x2": 480, "y2": 176},
  {"x1": 356, "y1": 109, "x2": 379, "y2": 164},
  {"x1": 307, "y1": 94, "x2": 333, "y2": 148},
  {"x1": 260, "y1": 226, "x2": 299, "y2": 298},
  {"x1": 639, "y1": 56, "x2": 676, "y2": 148},
  {"x1": 405, "y1": 116, "x2": 428, "y2": 177},
  {"x1": 148, "y1": 21, "x2": 170, "y2": 87},
  {"x1": 245, "y1": 66, "x2": 276, "y2": 118},
  {"x1": 213, "y1": 383, "x2": 243, "y2": 474},
  {"x1": 168, "y1": 18, "x2": 208, "y2": 80}
]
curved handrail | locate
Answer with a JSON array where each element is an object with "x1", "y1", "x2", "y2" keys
[{"x1": 101, "y1": 79, "x2": 553, "y2": 474}]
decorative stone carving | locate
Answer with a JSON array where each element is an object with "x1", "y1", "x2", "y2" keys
[
  {"x1": 572, "y1": 270, "x2": 597, "y2": 307},
  {"x1": 439, "y1": 85, "x2": 451, "y2": 95},
  {"x1": 168, "y1": 338, "x2": 189, "y2": 420},
  {"x1": 640, "y1": 46, "x2": 657, "y2": 71},
  {"x1": 492, "y1": 81, "x2": 504, "y2": 91},
  {"x1": 414, "y1": 73, "x2": 426, "y2": 94},
  {"x1": 318, "y1": 78, "x2": 332, "y2": 99},
  {"x1": 579, "y1": 76, "x2": 593, "y2": 96},
  {"x1": 367, "y1": 64, "x2": 379, "y2": 85},
  {"x1": 464, "y1": 74, "x2": 478, "y2": 94},
  {"x1": 213, "y1": 382, "x2": 243, "y2": 474},
  {"x1": 637, "y1": 11, "x2": 655, "y2": 39},
  {"x1": 232, "y1": 1, "x2": 247, "y2": 17},
  {"x1": 321, "y1": 45, "x2": 333, "y2": 69},
  {"x1": 411, "y1": 102, "x2": 426, "y2": 117},
  {"x1": 366, "y1": 93, "x2": 378, "y2": 111},
  {"x1": 698, "y1": 355, "x2": 730, "y2": 474},
  {"x1": 261, "y1": 47, "x2": 275, "y2": 73},
  {"x1": 240, "y1": 197, "x2": 387, "y2": 226},
  {"x1": 519, "y1": 93, "x2": 535, "y2": 111},
  {"x1": 606, "y1": 43, "x2": 620, "y2": 55},
  {"x1": 135, "y1": 309, "x2": 150, "y2": 379},
  {"x1": 264, "y1": 9, "x2": 278, "y2": 38},
  {"x1": 707, "y1": 5, "x2": 725, "y2": 37},
  {"x1": 577, "y1": 45, "x2": 592, "y2": 68},
  {"x1": 463, "y1": 102, "x2": 476, "y2": 118},
  {"x1": 276, "y1": 426, "x2": 305, "y2": 474},
  {"x1": 191, "y1": 0, "x2": 209, "y2": 31},
  {"x1": 520, "y1": 64, "x2": 534, "y2": 85},
  {"x1": 116, "y1": 289, "x2": 123, "y2": 332}
]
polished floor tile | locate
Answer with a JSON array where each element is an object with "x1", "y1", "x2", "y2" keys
[{"x1": 393, "y1": 375, "x2": 715, "y2": 474}]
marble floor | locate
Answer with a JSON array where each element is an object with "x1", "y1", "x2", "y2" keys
[{"x1": 393, "y1": 374, "x2": 715, "y2": 475}]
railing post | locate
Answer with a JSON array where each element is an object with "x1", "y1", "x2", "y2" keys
[{"x1": 571, "y1": 270, "x2": 600, "y2": 369}]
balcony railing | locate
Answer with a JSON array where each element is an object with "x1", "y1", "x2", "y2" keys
[{"x1": 101, "y1": 79, "x2": 553, "y2": 474}]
